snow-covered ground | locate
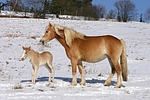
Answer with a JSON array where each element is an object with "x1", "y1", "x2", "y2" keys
[{"x1": 0, "y1": 18, "x2": 150, "y2": 100}]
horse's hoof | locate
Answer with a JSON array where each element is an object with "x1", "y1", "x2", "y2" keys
[
  {"x1": 104, "y1": 82, "x2": 111, "y2": 86},
  {"x1": 50, "y1": 80, "x2": 55, "y2": 83}
]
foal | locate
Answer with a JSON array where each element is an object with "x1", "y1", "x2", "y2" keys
[{"x1": 21, "y1": 46, "x2": 54, "y2": 84}]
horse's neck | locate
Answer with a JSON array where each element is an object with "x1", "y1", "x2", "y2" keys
[
  {"x1": 28, "y1": 50, "x2": 39, "y2": 60},
  {"x1": 55, "y1": 35, "x2": 68, "y2": 49}
]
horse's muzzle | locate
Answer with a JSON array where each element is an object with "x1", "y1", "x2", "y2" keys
[{"x1": 39, "y1": 39, "x2": 45, "y2": 45}]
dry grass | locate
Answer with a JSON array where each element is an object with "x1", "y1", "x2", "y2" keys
[
  {"x1": 13, "y1": 84, "x2": 23, "y2": 89},
  {"x1": 4, "y1": 34, "x2": 22, "y2": 38}
]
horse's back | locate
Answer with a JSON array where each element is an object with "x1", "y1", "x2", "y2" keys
[
  {"x1": 41, "y1": 51, "x2": 53, "y2": 58},
  {"x1": 103, "y1": 35, "x2": 121, "y2": 43},
  {"x1": 39, "y1": 51, "x2": 53, "y2": 63},
  {"x1": 78, "y1": 35, "x2": 122, "y2": 50}
]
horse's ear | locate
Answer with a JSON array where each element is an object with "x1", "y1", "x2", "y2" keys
[
  {"x1": 49, "y1": 23, "x2": 52, "y2": 27},
  {"x1": 53, "y1": 24, "x2": 65, "y2": 37},
  {"x1": 58, "y1": 29, "x2": 64, "y2": 37}
]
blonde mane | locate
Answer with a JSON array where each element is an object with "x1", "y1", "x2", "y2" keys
[{"x1": 54, "y1": 24, "x2": 85, "y2": 47}]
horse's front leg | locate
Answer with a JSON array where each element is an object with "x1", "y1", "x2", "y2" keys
[
  {"x1": 77, "y1": 61, "x2": 86, "y2": 86},
  {"x1": 70, "y1": 59, "x2": 77, "y2": 86},
  {"x1": 31, "y1": 65, "x2": 36, "y2": 84}
]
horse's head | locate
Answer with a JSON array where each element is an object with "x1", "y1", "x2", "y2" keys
[
  {"x1": 40, "y1": 23, "x2": 56, "y2": 45},
  {"x1": 21, "y1": 46, "x2": 31, "y2": 61}
]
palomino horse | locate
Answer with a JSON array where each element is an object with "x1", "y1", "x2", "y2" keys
[
  {"x1": 21, "y1": 46, "x2": 54, "y2": 84},
  {"x1": 40, "y1": 23, "x2": 127, "y2": 88}
]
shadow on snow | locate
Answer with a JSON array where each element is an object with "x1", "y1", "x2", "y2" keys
[{"x1": 20, "y1": 76, "x2": 121, "y2": 87}]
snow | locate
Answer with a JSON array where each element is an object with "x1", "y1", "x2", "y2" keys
[{"x1": 0, "y1": 18, "x2": 150, "y2": 100}]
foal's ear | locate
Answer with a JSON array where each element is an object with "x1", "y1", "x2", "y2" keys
[
  {"x1": 29, "y1": 46, "x2": 31, "y2": 49},
  {"x1": 22, "y1": 46, "x2": 25, "y2": 49}
]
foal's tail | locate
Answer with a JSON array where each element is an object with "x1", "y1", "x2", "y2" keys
[{"x1": 120, "y1": 39, "x2": 128, "y2": 81}]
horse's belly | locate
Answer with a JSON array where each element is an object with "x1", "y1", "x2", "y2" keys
[
  {"x1": 39, "y1": 60, "x2": 47, "y2": 66},
  {"x1": 82, "y1": 54, "x2": 107, "y2": 63}
]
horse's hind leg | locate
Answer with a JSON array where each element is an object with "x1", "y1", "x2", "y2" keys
[
  {"x1": 114, "y1": 62, "x2": 122, "y2": 88},
  {"x1": 104, "y1": 58, "x2": 116, "y2": 86},
  {"x1": 77, "y1": 61, "x2": 86, "y2": 86},
  {"x1": 46, "y1": 63, "x2": 54, "y2": 82},
  {"x1": 107, "y1": 58, "x2": 122, "y2": 88}
]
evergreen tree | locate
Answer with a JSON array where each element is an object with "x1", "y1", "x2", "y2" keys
[
  {"x1": 140, "y1": 14, "x2": 143, "y2": 22},
  {"x1": 50, "y1": 0, "x2": 95, "y2": 18}
]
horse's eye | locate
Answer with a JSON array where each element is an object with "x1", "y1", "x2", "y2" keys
[
  {"x1": 25, "y1": 52, "x2": 27, "y2": 54},
  {"x1": 46, "y1": 31, "x2": 48, "y2": 33}
]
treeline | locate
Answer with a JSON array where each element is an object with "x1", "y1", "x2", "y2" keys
[
  {"x1": 3, "y1": 0, "x2": 98, "y2": 19},
  {"x1": 1, "y1": 0, "x2": 150, "y2": 22}
]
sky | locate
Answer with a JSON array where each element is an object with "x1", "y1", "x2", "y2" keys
[
  {"x1": 0, "y1": 0, "x2": 150, "y2": 20},
  {"x1": 92, "y1": 0, "x2": 150, "y2": 17}
]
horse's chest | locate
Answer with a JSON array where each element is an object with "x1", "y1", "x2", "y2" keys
[{"x1": 65, "y1": 48, "x2": 79, "y2": 59}]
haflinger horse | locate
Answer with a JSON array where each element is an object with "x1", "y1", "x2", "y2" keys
[
  {"x1": 21, "y1": 46, "x2": 54, "y2": 84},
  {"x1": 40, "y1": 23, "x2": 128, "y2": 88}
]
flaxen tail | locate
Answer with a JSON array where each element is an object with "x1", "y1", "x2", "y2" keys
[{"x1": 120, "y1": 39, "x2": 128, "y2": 81}]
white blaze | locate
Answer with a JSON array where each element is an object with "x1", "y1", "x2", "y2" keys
[{"x1": 21, "y1": 50, "x2": 26, "y2": 59}]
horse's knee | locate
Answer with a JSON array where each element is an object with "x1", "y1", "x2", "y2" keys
[{"x1": 72, "y1": 66, "x2": 77, "y2": 75}]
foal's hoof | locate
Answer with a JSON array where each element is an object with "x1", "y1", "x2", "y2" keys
[
  {"x1": 80, "y1": 82, "x2": 86, "y2": 86},
  {"x1": 115, "y1": 85, "x2": 121, "y2": 88},
  {"x1": 31, "y1": 82, "x2": 36, "y2": 85},
  {"x1": 71, "y1": 82, "x2": 77, "y2": 86}
]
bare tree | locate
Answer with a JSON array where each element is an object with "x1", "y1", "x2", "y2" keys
[
  {"x1": 25, "y1": 0, "x2": 51, "y2": 18},
  {"x1": 0, "y1": 2, "x2": 6, "y2": 13},
  {"x1": 145, "y1": 7, "x2": 150, "y2": 22},
  {"x1": 25, "y1": 0, "x2": 43, "y2": 18},
  {"x1": 6, "y1": 0, "x2": 24, "y2": 11},
  {"x1": 93, "y1": 4, "x2": 106, "y2": 19},
  {"x1": 106, "y1": 9, "x2": 116, "y2": 19},
  {"x1": 114, "y1": 0, "x2": 137, "y2": 22}
]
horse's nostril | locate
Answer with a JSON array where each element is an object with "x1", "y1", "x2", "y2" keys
[
  {"x1": 42, "y1": 41, "x2": 45, "y2": 45},
  {"x1": 39, "y1": 39, "x2": 43, "y2": 42}
]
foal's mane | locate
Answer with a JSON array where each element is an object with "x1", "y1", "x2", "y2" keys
[{"x1": 53, "y1": 24, "x2": 85, "y2": 47}]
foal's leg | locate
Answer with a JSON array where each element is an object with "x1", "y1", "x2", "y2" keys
[
  {"x1": 31, "y1": 66, "x2": 35, "y2": 84},
  {"x1": 104, "y1": 58, "x2": 116, "y2": 86},
  {"x1": 71, "y1": 59, "x2": 77, "y2": 86},
  {"x1": 77, "y1": 61, "x2": 86, "y2": 86},
  {"x1": 45, "y1": 63, "x2": 54, "y2": 82},
  {"x1": 31, "y1": 65, "x2": 39, "y2": 84}
]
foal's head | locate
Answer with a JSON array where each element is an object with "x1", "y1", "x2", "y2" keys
[
  {"x1": 40, "y1": 23, "x2": 56, "y2": 45},
  {"x1": 21, "y1": 46, "x2": 31, "y2": 61}
]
